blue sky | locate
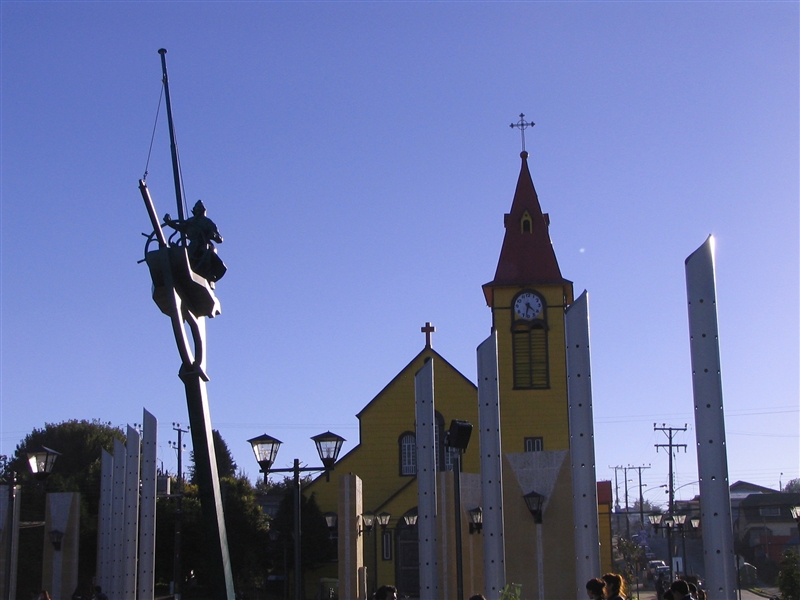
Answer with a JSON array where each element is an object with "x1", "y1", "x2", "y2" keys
[{"x1": 1, "y1": 1, "x2": 797, "y2": 507}]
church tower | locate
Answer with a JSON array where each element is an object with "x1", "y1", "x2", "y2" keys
[{"x1": 482, "y1": 147, "x2": 578, "y2": 597}]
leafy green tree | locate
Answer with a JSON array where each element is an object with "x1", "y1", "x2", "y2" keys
[
  {"x1": 778, "y1": 549, "x2": 800, "y2": 600},
  {"x1": 8, "y1": 419, "x2": 125, "y2": 596}
]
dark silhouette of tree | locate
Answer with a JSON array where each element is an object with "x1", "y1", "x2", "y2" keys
[
  {"x1": 189, "y1": 429, "x2": 237, "y2": 483},
  {"x1": 8, "y1": 419, "x2": 125, "y2": 597},
  {"x1": 268, "y1": 486, "x2": 334, "y2": 593},
  {"x1": 784, "y1": 478, "x2": 800, "y2": 493}
]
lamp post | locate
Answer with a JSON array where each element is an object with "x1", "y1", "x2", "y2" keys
[
  {"x1": 662, "y1": 516, "x2": 674, "y2": 581},
  {"x1": 2, "y1": 446, "x2": 60, "y2": 600},
  {"x1": 468, "y1": 507, "x2": 483, "y2": 535},
  {"x1": 444, "y1": 419, "x2": 472, "y2": 600},
  {"x1": 523, "y1": 490, "x2": 545, "y2": 600},
  {"x1": 673, "y1": 514, "x2": 687, "y2": 576},
  {"x1": 791, "y1": 506, "x2": 800, "y2": 540},
  {"x1": 248, "y1": 431, "x2": 344, "y2": 600}
]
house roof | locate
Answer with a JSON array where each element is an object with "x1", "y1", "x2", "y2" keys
[{"x1": 482, "y1": 151, "x2": 570, "y2": 305}]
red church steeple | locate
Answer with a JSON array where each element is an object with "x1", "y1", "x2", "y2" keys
[{"x1": 482, "y1": 151, "x2": 570, "y2": 306}]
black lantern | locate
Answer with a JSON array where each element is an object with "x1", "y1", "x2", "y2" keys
[
  {"x1": 523, "y1": 490, "x2": 544, "y2": 524},
  {"x1": 324, "y1": 512, "x2": 338, "y2": 531},
  {"x1": 49, "y1": 529, "x2": 64, "y2": 551},
  {"x1": 312, "y1": 431, "x2": 346, "y2": 471},
  {"x1": 377, "y1": 512, "x2": 392, "y2": 529},
  {"x1": 362, "y1": 511, "x2": 376, "y2": 533},
  {"x1": 468, "y1": 507, "x2": 483, "y2": 534},
  {"x1": 27, "y1": 446, "x2": 61, "y2": 480},
  {"x1": 403, "y1": 513, "x2": 418, "y2": 526},
  {"x1": 648, "y1": 513, "x2": 663, "y2": 532},
  {"x1": 247, "y1": 434, "x2": 282, "y2": 473}
]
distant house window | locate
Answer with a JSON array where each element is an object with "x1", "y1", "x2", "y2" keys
[
  {"x1": 758, "y1": 506, "x2": 781, "y2": 517},
  {"x1": 400, "y1": 433, "x2": 417, "y2": 476},
  {"x1": 524, "y1": 437, "x2": 544, "y2": 452}
]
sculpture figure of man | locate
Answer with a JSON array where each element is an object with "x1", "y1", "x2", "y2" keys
[{"x1": 164, "y1": 200, "x2": 226, "y2": 282}]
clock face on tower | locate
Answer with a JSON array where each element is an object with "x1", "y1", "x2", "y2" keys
[{"x1": 514, "y1": 291, "x2": 543, "y2": 321}]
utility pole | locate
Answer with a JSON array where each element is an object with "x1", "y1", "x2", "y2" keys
[
  {"x1": 654, "y1": 424, "x2": 687, "y2": 514},
  {"x1": 629, "y1": 465, "x2": 651, "y2": 529},
  {"x1": 624, "y1": 466, "x2": 631, "y2": 539},
  {"x1": 170, "y1": 423, "x2": 189, "y2": 600},
  {"x1": 611, "y1": 466, "x2": 624, "y2": 536}
]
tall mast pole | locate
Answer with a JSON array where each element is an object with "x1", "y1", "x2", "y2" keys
[{"x1": 158, "y1": 48, "x2": 187, "y2": 224}]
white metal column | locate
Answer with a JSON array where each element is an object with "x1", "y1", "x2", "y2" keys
[
  {"x1": 138, "y1": 410, "x2": 157, "y2": 600},
  {"x1": 123, "y1": 426, "x2": 141, "y2": 596},
  {"x1": 97, "y1": 449, "x2": 114, "y2": 592},
  {"x1": 415, "y1": 359, "x2": 439, "y2": 600},
  {"x1": 477, "y1": 332, "x2": 505, "y2": 600},
  {"x1": 566, "y1": 291, "x2": 601, "y2": 597},
  {"x1": 685, "y1": 235, "x2": 736, "y2": 600},
  {"x1": 111, "y1": 438, "x2": 127, "y2": 599}
]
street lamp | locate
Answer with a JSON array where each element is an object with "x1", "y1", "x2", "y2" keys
[
  {"x1": 673, "y1": 514, "x2": 687, "y2": 576},
  {"x1": 248, "y1": 431, "x2": 345, "y2": 600},
  {"x1": 361, "y1": 511, "x2": 392, "y2": 594},
  {"x1": 444, "y1": 419, "x2": 473, "y2": 600},
  {"x1": 2, "y1": 447, "x2": 60, "y2": 600},
  {"x1": 662, "y1": 516, "x2": 675, "y2": 580},
  {"x1": 468, "y1": 507, "x2": 483, "y2": 534},
  {"x1": 524, "y1": 490, "x2": 545, "y2": 524},
  {"x1": 791, "y1": 506, "x2": 800, "y2": 538}
]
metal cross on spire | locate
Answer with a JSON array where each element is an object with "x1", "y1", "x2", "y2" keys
[
  {"x1": 421, "y1": 322, "x2": 436, "y2": 348},
  {"x1": 510, "y1": 113, "x2": 535, "y2": 152}
]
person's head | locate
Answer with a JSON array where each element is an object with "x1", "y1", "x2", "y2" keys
[
  {"x1": 94, "y1": 588, "x2": 102, "y2": 594},
  {"x1": 669, "y1": 580, "x2": 691, "y2": 600},
  {"x1": 601, "y1": 573, "x2": 626, "y2": 598},
  {"x1": 375, "y1": 585, "x2": 397, "y2": 600},
  {"x1": 192, "y1": 200, "x2": 207, "y2": 216},
  {"x1": 469, "y1": 595, "x2": 487, "y2": 600},
  {"x1": 586, "y1": 578, "x2": 605, "y2": 599}
]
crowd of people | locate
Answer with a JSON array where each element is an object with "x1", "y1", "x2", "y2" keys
[
  {"x1": 370, "y1": 573, "x2": 703, "y2": 599},
  {"x1": 586, "y1": 573, "x2": 704, "y2": 600}
]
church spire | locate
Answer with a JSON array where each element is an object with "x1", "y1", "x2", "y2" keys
[{"x1": 482, "y1": 150, "x2": 569, "y2": 306}]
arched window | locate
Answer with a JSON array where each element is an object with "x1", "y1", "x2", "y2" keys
[
  {"x1": 521, "y1": 210, "x2": 533, "y2": 234},
  {"x1": 512, "y1": 321, "x2": 549, "y2": 389},
  {"x1": 399, "y1": 432, "x2": 417, "y2": 476}
]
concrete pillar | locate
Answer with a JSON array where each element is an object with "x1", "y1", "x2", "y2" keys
[
  {"x1": 123, "y1": 426, "x2": 141, "y2": 596},
  {"x1": 42, "y1": 492, "x2": 80, "y2": 600},
  {"x1": 97, "y1": 449, "x2": 114, "y2": 591},
  {"x1": 338, "y1": 474, "x2": 366, "y2": 600}
]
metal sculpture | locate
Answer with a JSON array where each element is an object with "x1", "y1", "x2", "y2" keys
[{"x1": 137, "y1": 48, "x2": 234, "y2": 600}]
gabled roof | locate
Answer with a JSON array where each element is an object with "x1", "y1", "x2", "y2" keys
[
  {"x1": 483, "y1": 151, "x2": 570, "y2": 305},
  {"x1": 356, "y1": 345, "x2": 476, "y2": 419},
  {"x1": 730, "y1": 480, "x2": 780, "y2": 497}
]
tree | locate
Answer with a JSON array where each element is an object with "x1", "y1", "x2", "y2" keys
[
  {"x1": 156, "y1": 474, "x2": 270, "y2": 593},
  {"x1": 8, "y1": 419, "x2": 125, "y2": 596},
  {"x1": 778, "y1": 549, "x2": 800, "y2": 600},
  {"x1": 189, "y1": 428, "x2": 237, "y2": 483},
  {"x1": 267, "y1": 486, "x2": 334, "y2": 592},
  {"x1": 784, "y1": 478, "x2": 800, "y2": 493}
]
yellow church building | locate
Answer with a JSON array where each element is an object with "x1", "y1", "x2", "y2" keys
[{"x1": 304, "y1": 146, "x2": 605, "y2": 600}]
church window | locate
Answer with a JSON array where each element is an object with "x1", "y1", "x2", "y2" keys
[
  {"x1": 444, "y1": 446, "x2": 460, "y2": 472},
  {"x1": 512, "y1": 321, "x2": 549, "y2": 389},
  {"x1": 521, "y1": 210, "x2": 533, "y2": 234},
  {"x1": 400, "y1": 433, "x2": 417, "y2": 476},
  {"x1": 382, "y1": 531, "x2": 393, "y2": 560},
  {"x1": 524, "y1": 437, "x2": 544, "y2": 452}
]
